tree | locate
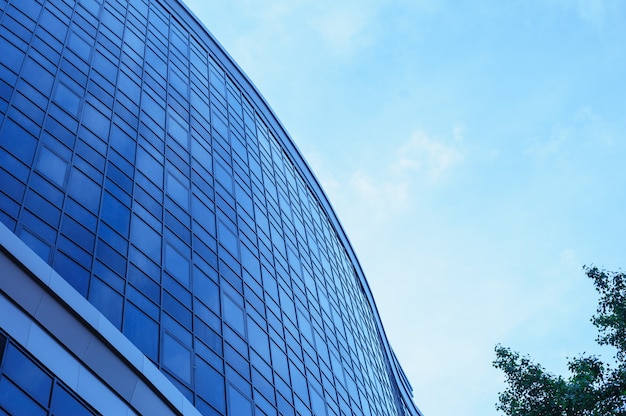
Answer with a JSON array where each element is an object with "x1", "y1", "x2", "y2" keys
[{"x1": 494, "y1": 267, "x2": 626, "y2": 415}]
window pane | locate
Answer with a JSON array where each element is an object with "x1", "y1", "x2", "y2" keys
[
  {"x1": 50, "y1": 384, "x2": 95, "y2": 416},
  {"x1": 222, "y1": 295, "x2": 244, "y2": 335},
  {"x1": 68, "y1": 168, "x2": 101, "y2": 213},
  {"x1": 166, "y1": 171, "x2": 188, "y2": 208},
  {"x1": 167, "y1": 111, "x2": 188, "y2": 148},
  {"x1": 193, "y1": 266, "x2": 219, "y2": 311},
  {"x1": 89, "y1": 278, "x2": 123, "y2": 328},
  {"x1": 37, "y1": 146, "x2": 67, "y2": 187},
  {"x1": 19, "y1": 228, "x2": 51, "y2": 263},
  {"x1": 123, "y1": 302, "x2": 158, "y2": 361},
  {"x1": 0, "y1": 378, "x2": 47, "y2": 416},
  {"x1": 67, "y1": 31, "x2": 91, "y2": 58},
  {"x1": 163, "y1": 333, "x2": 191, "y2": 383},
  {"x1": 165, "y1": 243, "x2": 190, "y2": 287},
  {"x1": 218, "y1": 220, "x2": 238, "y2": 256},
  {"x1": 54, "y1": 83, "x2": 80, "y2": 116},
  {"x1": 53, "y1": 252, "x2": 90, "y2": 296},
  {"x1": 131, "y1": 216, "x2": 161, "y2": 263},
  {"x1": 195, "y1": 359, "x2": 225, "y2": 412},
  {"x1": 247, "y1": 317, "x2": 269, "y2": 361},
  {"x1": 228, "y1": 384, "x2": 252, "y2": 416},
  {"x1": 2, "y1": 345, "x2": 53, "y2": 407},
  {"x1": 101, "y1": 192, "x2": 130, "y2": 235},
  {"x1": 0, "y1": 118, "x2": 37, "y2": 165}
]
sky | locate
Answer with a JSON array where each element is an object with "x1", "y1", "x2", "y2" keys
[{"x1": 183, "y1": 1, "x2": 626, "y2": 415}]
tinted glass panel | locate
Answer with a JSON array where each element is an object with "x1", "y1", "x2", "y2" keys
[
  {"x1": 124, "y1": 302, "x2": 158, "y2": 361},
  {"x1": 2, "y1": 345, "x2": 52, "y2": 406},
  {"x1": 228, "y1": 384, "x2": 252, "y2": 416},
  {"x1": 163, "y1": 333, "x2": 191, "y2": 383},
  {"x1": 165, "y1": 243, "x2": 190, "y2": 286},
  {"x1": 37, "y1": 147, "x2": 67, "y2": 187},
  {"x1": 54, "y1": 83, "x2": 81, "y2": 116},
  {"x1": 50, "y1": 385, "x2": 94, "y2": 416},
  {"x1": 0, "y1": 378, "x2": 47, "y2": 416}
]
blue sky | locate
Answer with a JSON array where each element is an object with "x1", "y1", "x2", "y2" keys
[{"x1": 184, "y1": 1, "x2": 626, "y2": 414}]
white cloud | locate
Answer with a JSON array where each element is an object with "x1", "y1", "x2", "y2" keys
[
  {"x1": 313, "y1": 128, "x2": 465, "y2": 231},
  {"x1": 393, "y1": 129, "x2": 465, "y2": 182}
]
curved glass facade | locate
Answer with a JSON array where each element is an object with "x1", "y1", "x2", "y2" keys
[{"x1": 0, "y1": 0, "x2": 422, "y2": 415}]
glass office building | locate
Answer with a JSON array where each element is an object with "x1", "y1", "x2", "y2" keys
[{"x1": 0, "y1": 0, "x2": 423, "y2": 415}]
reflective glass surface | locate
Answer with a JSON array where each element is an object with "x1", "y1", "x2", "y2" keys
[
  {"x1": 0, "y1": 332, "x2": 97, "y2": 416},
  {"x1": 0, "y1": 0, "x2": 418, "y2": 414}
]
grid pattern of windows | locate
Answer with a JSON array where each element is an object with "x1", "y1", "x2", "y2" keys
[
  {"x1": 0, "y1": 332, "x2": 98, "y2": 416},
  {"x1": 0, "y1": 0, "x2": 416, "y2": 415}
]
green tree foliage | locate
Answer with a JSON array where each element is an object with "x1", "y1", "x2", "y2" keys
[{"x1": 494, "y1": 267, "x2": 626, "y2": 415}]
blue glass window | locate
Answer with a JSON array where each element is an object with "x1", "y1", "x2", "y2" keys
[
  {"x1": 50, "y1": 385, "x2": 94, "y2": 416},
  {"x1": 214, "y1": 159, "x2": 233, "y2": 192},
  {"x1": 19, "y1": 228, "x2": 51, "y2": 262},
  {"x1": 163, "y1": 333, "x2": 191, "y2": 383},
  {"x1": 54, "y1": 83, "x2": 80, "y2": 116},
  {"x1": 36, "y1": 146, "x2": 68, "y2": 187},
  {"x1": 217, "y1": 220, "x2": 238, "y2": 256},
  {"x1": 222, "y1": 295, "x2": 245, "y2": 335},
  {"x1": 101, "y1": 191, "x2": 130, "y2": 235},
  {"x1": 195, "y1": 358, "x2": 225, "y2": 413},
  {"x1": 78, "y1": 0, "x2": 101, "y2": 16},
  {"x1": 68, "y1": 31, "x2": 92, "y2": 59},
  {"x1": 297, "y1": 308, "x2": 313, "y2": 343},
  {"x1": 21, "y1": 58, "x2": 53, "y2": 96},
  {"x1": 81, "y1": 102, "x2": 110, "y2": 137},
  {"x1": 53, "y1": 251, "x2": 90, "y2": 296},
  {"x1": 228, "y1": 384, "x2": 252, "y2": 416},
  {"x1": 68, "y1": 167, "x2": 101, "y2": 213},
  {"x1": 127, "y1": 257, "x2": 160, "y2": 303},
  {"x1": 193, "y1": 266, "x2": 219, "y2": 310},
  {"x1": 95, "y1": 238, "x2": 126, "y2": 276},
  {"x1": 0, "y1": 36, "x2": 25, "y2": 73},
  {"x1": 191, "y1": 135, "x2": 212, "y2": 170},
  {"x1": 270, "y1": 342, "x2": 289, "y2": 382},
  {"x1": 136, "y1": 144, "x2": 163, "y2": 187},
  {"x1": 123, "y1": 302, "x2": 158, "y2": 361},
  {"x1": 247, "y1": 317, "x2": 270, "y2": 361},
  {"x1": 118, "y1": 71, "x2": 141, "y2": 104},
  {"x1": 165, "y1": 243, "x2": 190, "y2": 286},
  {"x1": 0, "y1": 118, "x2": 37, "y2": 166},
  {"x1": 310, "y1": 387, "x2": 327, "y2": 416},
  {"x1": 2, "y1": 344, "x2": 52, "y2": 406},
  {"x1": 191, "y1": 195, "x2": 215, "y2": 235},
  {"x1": 0, "y1": 378, "x2": 46, "y2": 416},
  {"x1": 89, "y1": 277, "x2": 123, "y2": 328},
  {"x1": 110, "y1": 124, "x2": 136, "y2": 164},
  {"x1": 142, "y1": 91, "x2": 166, "y2": 125},
  {"x1": 194, "y1": 316, "x2": 222, "y2": 354},
  {"x1": 130, "y1": 215, "x2": 161, "y2": 263},
  {"x1": 167, "y1": 111, "x2": 188, "y2": 148},
  {"x1": 166, "y1": 171, "x2": 188, "y2": 209},
  {"x1": 169, "y1": 67, "x2": 187, "y2": 96},
  {"x1": 240, "y1": 242, "x2": 260, "y2": 279}
]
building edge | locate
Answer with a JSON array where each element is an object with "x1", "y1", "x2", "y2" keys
[{"x1": 167, "y1": 1, "x2": 424, "y2": 414}]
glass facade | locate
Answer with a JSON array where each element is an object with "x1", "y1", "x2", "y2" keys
[
  {"x1": 0, "y1": 0, "x2": 421, "y2": 415},
  {"x1": 0, "y1": 332, "x2": 98, "y2": 416}
]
